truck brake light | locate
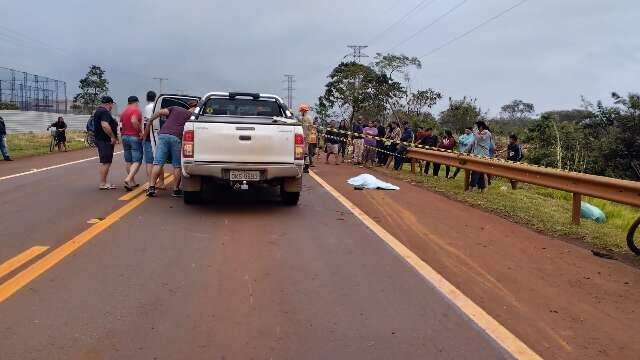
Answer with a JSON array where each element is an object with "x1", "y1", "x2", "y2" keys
[
  {"x1": 294, "y1": 133, "x2": 304, "y2": 160},
  {"x1": 183, "y1": 130, "x2": 194, "y2": 158}
]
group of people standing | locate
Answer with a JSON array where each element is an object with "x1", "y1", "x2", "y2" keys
[
  {"x1": 91, "y1": 91, "x2": 196, "y2": 198},
  {"x1": 308, "y1": 115, "x2": 524, "y2": 193}
]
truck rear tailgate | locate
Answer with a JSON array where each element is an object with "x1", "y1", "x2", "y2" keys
[{"x1": 192, "y1": 122, "x2": 295, "y2": 164}]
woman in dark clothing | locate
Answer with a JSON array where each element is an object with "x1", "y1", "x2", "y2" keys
[{"x1": 47, "y1": 116, "x2": 68, "y2": 152}]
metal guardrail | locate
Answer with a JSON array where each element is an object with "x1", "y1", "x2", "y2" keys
[
  {"x1": 406, "y1": 147, "x2": 640, "y2": 254},
  {"x1": 314, "y1": 124, "x2": 640, "y2": 254}
]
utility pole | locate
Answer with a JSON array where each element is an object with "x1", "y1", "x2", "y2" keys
[
  {"x1": 345, "y1": 45, "x2": 369, "y2": 63},
  {"x1": 152, "y1": 77, "x2": 168, "y2": 94},
  {"x1": 283, "y1": 74, "x2": 295, "y2": 110}
]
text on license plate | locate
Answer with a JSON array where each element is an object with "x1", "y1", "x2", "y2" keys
[{"x1": 230, "y1": 170, "x2": 260, "y2": 181}]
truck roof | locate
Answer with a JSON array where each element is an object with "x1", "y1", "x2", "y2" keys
[{"x1": 201, "y1": 92, "x2": 285, "y2": 103}]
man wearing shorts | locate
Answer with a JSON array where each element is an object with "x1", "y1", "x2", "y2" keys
[
  {"x1": 145, "y1": 101, "x2": 197, "y2": 197},
  {"x1": 120, "y1": 96, "x2": 143, "y2": 190},
  {"x1": 93, "y1": 96, "x2": 118, "y2": 190},
  {"x1": 324, "y1": 121, "x2": 341, "y2": 165},
  {"x1": 142, "y1": 91, "x2": 164, "y2": 188}
]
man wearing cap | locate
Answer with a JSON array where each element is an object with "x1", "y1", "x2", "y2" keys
[
  {"x1": 144, "y1": 101, "x2": 198, "y2": 197},
  {"x1": 120, "y1": 96, "x2": 144, "y2": 190},
  {"x1": 93, "y1": 96, "x2": 119, "y2": 190}
]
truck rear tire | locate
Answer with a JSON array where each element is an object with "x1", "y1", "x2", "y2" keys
[
  {"x1": 281, "y1": 189, "x2": 300, "y2": 206},
  {"x1": 183, "y1": 190, "x2": 202, "y2": 205}
]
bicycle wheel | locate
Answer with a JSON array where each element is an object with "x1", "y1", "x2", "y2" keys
[
  {"x1": 627, "y1": 216, "x2": 640, "y2": 255},
  {"x1": 49, "y1": 136, "x2": 56, "y2": 152}
]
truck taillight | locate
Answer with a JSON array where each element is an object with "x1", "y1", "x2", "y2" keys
[
  {"x1": 183, "y1": 130, "x2": 194, "y2": 158},
  {"x1": 184, "y1": 130, "x2": 194, "y2": 142},
  {"x1": 294, "y1": 133, "x2": 304, "y2": 160}
]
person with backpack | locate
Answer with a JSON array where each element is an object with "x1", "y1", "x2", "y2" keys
[{"x1": 507, "y1": 134, "x2": 524, "y2": 189}]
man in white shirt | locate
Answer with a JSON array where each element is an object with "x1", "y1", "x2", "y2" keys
[{"x1": 142, "y1": 91, "x2": 165, "y2": 188}]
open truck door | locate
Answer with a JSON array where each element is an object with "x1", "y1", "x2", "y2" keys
[{"x1": 149, "y1": 94, "x2": 201, "y2": 155}]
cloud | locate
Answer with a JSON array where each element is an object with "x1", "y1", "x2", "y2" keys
[{"x1": 1, "y1": 0, "x2": 638, "y2": 115}]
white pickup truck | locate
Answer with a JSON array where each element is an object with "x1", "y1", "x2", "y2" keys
[{"x1": 168, "y1": 92, "x2": 304, "y2": 205}]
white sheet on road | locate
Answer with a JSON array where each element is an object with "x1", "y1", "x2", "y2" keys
[{"x1": 347, "y1": 174, "x2": 400, "y2": 190}]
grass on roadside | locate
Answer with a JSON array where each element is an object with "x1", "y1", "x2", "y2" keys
[
  {"x1": 6, "y1": 131, "x2": 89, "y2": 159},
  {"x1": 375, "y1": 164, "x2": 639, "y2": 254}
]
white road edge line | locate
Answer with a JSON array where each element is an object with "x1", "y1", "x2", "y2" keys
[
  {"x1": 0, "y1": 151, "x2": 124, "y2": 181},
  {"x1": 309, "y1": 171, "x2": 542, "y2": 360}
]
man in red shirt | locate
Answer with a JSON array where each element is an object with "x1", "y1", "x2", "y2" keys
[{"x1": 120, "y1": 96, "x2": 144, "y2": 190}]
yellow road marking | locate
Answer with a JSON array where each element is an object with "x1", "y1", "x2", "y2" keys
[
  {"x1": 0, "y1": 176, "x2": 174, "y2": 303},
  {"x1": 118, "y1": 173, "x2": 173, "y2": 201},
  {"x1": 309, "y1": 171, "x2": 542, "y2": 360},
  {"x1": 0, "y1": 246, "x2": 49, "y2": 279},
  {"x1": 118, "y1": 183, "x2": 149, "y2": 201}
]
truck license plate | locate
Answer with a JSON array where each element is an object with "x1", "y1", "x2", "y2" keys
[{"x1": 230, "y1": 170, "x2": 260, "y2": 181}]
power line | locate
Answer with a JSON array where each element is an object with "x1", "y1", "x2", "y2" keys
[
  {"x1": 0, "y1": 25, "x2": 70, "y2": 57},
  {"x1": 417, "y1": 0, "x2": 530, "y2": 60},
  {"x1": 386, "y1": 0, "x2": 469, "y2": 52},
  {"x1": 367, "y1": 0, "x2": 439, "y2": 45}
]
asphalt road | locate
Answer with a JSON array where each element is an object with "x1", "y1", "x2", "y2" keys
[{"x1": 0, "y1": 151, "x2": 512, "y2": 359}]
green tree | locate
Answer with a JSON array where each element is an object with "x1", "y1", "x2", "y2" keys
[
  {"x1": 407, "y1": 89, "x2": 442, "y2": 115},
  {"x1": 318, "y1": 61, "x2": 403, "y2": 123},
  {"x1": 373, "y1": 53, "x2": 422, "y2": 80},
  {"x1": 499, "y1": 99, "x2": 535, "y2": 120},
  {"x1": 438, "y1": 97, "x2": 483, "y2": 133},
  {"x1": 73, "y1": 65, "x2": 109, "y2": 113}
]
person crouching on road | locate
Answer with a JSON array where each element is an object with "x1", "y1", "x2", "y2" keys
[
  {"x1": 93, "y1": 96, "x2": 119, "y2": 190},
  {"x1": 144, "y1": 100, "x2": 198, "y2": 198},
  {"x1": 120, "y1": 96, "x2": 144, "y2": 191}
]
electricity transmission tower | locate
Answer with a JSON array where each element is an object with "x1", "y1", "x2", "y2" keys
[
  {"x1": 344, "y1": 45, "x2": 369, "y2": 63},
  {"x1": 283, "y1": 74, "x2": 295, "y2": 109},
  {"x1": 152, "y1": 77, "x2": 168, "y2": 94}
]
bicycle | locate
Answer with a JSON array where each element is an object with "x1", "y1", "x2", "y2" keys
[
  {"x1": 49, "y1": 128, "x2": 60, "y2": 152},
  {"x1": 627, "y1": 216, "x2": 640, "y2": 255}
]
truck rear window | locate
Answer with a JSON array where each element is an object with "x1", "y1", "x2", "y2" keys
[{"x1": 200, "y1": 98, "x2": 283, "y2": 117}]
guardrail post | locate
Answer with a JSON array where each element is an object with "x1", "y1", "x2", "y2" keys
[
  {"x1": 464, "y1": 169, "x2": 470, "y2": 191},
  {"x1": 572, "y1": 193, "x2": 582, "y2": 225},
  {"x1": 410, "y1": 159, "x2": 416, "y2": 174}
]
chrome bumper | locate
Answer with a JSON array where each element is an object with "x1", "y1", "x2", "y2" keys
[{"x1": 182, "y1": 161, "x2": 303, "y2": 180}]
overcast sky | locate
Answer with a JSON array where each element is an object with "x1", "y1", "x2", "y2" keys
[{"x1": 2, "y1": 0, "x2": 638, "y2": 116}]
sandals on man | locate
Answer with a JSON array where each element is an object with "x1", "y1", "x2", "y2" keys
[{"x1": 123, "y1": 181, "x2": 141, "y2": 192}]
